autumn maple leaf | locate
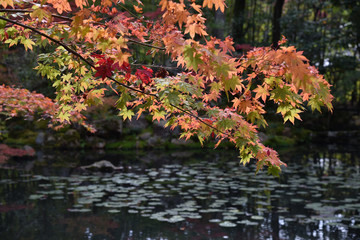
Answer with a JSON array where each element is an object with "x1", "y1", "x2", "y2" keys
[
  {"x1": 119, "y1": 62, "x2": 131, "y2": 81},
  {"x1": 135, "y1": 66, "x2": 153, "y2": 84},
  {"x1": 94, "y1": 55, "x2": 121, "y2": 80}
]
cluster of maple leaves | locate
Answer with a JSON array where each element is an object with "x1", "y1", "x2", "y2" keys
[{"x1": 0, "y1": 0, "x2": 333, "y2": 175}]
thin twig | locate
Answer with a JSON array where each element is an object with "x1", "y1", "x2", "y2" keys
[
  {"x1": 131, "y1": 63, "x2": 179, "y2": 70},
  {"x1": 127, "y1": 39, "x2": 165, "y2": 51}
]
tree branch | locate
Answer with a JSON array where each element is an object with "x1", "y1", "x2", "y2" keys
[
  {"x1": 0, "y1": 15, "x2": 225, "y2": 136},
  {"x1": 127, "y1": 39, "x2": 166, "y2": 51},
  {"x1": 131, "y1": 63, "x2": 179, "y2": 70}
]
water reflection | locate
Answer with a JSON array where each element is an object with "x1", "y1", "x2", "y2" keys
[{"x1": 0, "y1": 147, "x2": 359, "y2": 239}]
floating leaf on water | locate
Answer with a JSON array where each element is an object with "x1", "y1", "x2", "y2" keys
[
  {"x1": 227, "y1": 210, "x2": 245, "y2": 215},
  {"x1": 29, "y1": 194, "x2": 46, "y2": 200},
  {"x1": 219, "y1": 221, "x2": 237, "y2": 227},
  {"x1": 77, "y1": 198, "x2": 96, "y2": 205},
  {"x1": 47, "y1": 190, "x2": 63, "y2": 195},
  {"x1": 51, "y1": 196, "x2": 64, "y2": 200},
  {"x1": 256, "y1": 208, "x2": 268, "y2": 213},
  {"x1": 67, "y1": 208, "x2": 91, "y2": 213},
  {"x1": 237, "y1": 220, "x2": 259, "y2": 226},
  {"x1": 251, "y1": 215, "x2": 264, "y2": 221},
  {"x1": 108, "y1": 209, "x2": 121, "y2": 213},
  {"x1": 304, "y1": 202, "x2": 322, "y2": 209},
  {"x1": 128, "y1": 209, "x2": 139, "y2": 214},
  {"x1": 256, "y1": 201, "x2": 270, "y2": 206},
  {"x1": 325, "y1": 222, "x2": 346, "y2": 227},
  {"x1": 209, "y1": 219, "x2": 222, "y2": 223},
  {"x1": 38, "y1": 183, "x2": 52, "y2": 188},
  {"x1": 199, "y1": 208, "x2": 221, "y2": 213},
  {"x1": 297, "y1": 191, "x2": 309, "y2": 195},
  {"x1": 187, "y1": 214, "x2": 202, "y2": 219},
  {"x1": 223, "y1": 215, "x2": 237, "y2": 221},
  {"x1": 167, "y1": 215, "x2": 185, "y2": 223}
]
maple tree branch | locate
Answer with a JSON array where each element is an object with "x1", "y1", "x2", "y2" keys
[
  {"x1": 0, "y1": 15, "x2": 225, "y2": 136},
  {"x1": 131, "y1": 63, "x2": 179, "y2": 70},
  {"x1": 127, "y1": 39, "x2": 166, "y2": 51},
  {"x1": 169, "y1": 103, "x2": 226, "y2": 134}
]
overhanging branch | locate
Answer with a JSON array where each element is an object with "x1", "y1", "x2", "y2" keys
[{"x1": 0, "y1": 15, "x2": 225, "y2": 135}]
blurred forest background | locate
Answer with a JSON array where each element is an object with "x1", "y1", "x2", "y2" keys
[{"x1": 0, "y1": 0, "x2": 359, "y2": 152}]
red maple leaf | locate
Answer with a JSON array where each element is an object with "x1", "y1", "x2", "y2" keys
[
  {"x1": 135, "y1": 66, "x2": 153, "y2": 84},
  {"x1": 119, "y1": 62, "x2": 131, "y2": 81},
  {"x1": 94, "y1": 55, "x2": 121, "y2": 80}
]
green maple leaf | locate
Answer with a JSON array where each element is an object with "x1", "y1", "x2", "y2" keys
[
  {"x1": 224, "y1": 75, "x2": 239, "y2": 92},
  {"x1": 267, "y1": 164, "x2": 281, "y2": 177},
  {"x1": 239, "y1": 146, "x2": 253, "y2": 165},
  {"x1": 270, "y1": 86, "x2": 290, "y2": 102},
  {"x1": 152, "y1": 110, "x2": 166, "y2": 122},
  {"x1": 21, "y1": 38, "x2": 35, "y2": 51},
  {"x1": 116, "y1": 92, "x2": 132, "y2": 109},
  {"x1": 206, "y1": 108, "x2": 220, "y2": 117},
  {"x1": 119, "y1": 108, "x2": 134, "y2": 121},
  {"x1": 183, "y1": 45, "x2": 203, "y2": 71},
  {"x1": 5, "y1": 37, "x2": 19, "y2": 47},
  {"x1": 217, "y1": 118, "x2": 236, "y2": 130},
  {"x1": 276, "y1": 103, "x2": 292, "y2": 116},
  {"x1": 30, "y1": 8, "x2": 50, "y2": 22},
  {"x1": 61, "y1": 73, "x2": 72, "y2": 82},
  {"x1": 283, "y1": 108, "x2": 302, "y2": 124},
  {"x1": 308, "y1": 97, "x2": 323, "y2": 112},
  {"x1": 167, "y1": 91, "x2": 180, "y2": 105},
  {"x1": 58, "y1": 111, "x2": 70, "y2": 122}
]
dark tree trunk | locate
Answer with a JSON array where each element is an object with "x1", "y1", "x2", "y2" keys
[
  {"x1": 213, "y1": 9, "x2": 225, "y2": 39},
  {"x1": 232, "y1": 0, "x2": 246, "y2": 43},
  {"x1": 272, "y1": 0, "x2": 285, "y2": 48}
]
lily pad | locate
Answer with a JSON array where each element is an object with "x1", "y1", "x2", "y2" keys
[{"x1": 219, "y1": 221, "x2": 237, "y2": 227}]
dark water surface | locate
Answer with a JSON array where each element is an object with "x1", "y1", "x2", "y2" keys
[{"x1": 0, "y1": 146, "x2": 359, "y2": 240}]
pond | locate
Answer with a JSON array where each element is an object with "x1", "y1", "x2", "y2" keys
[{"x1": 0, "y1": 146, "x2": 359, "y2": 240}]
